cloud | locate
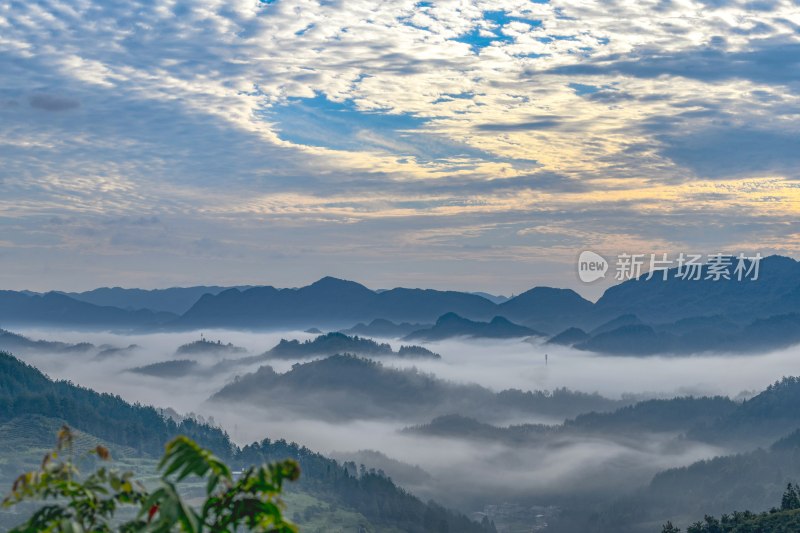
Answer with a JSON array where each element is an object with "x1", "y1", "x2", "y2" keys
[
  {"x1": 1, "y1": 0, "x2": 799, "y2": 291},
  {"x1": 548, "y1": 41, "x2": 800, "y2": 85},
  {"x1": 475, "y1": 119, "x2": 561, "y2": 131},
  {"x1": 15, "y1": 328, "x2": 800, "y2": 510},
  {"x1": 658, "y1": 125, "x2": 800, "y2": 179},
  {"x1": 28, "y1": 93, "x2": 80, "y2": 112}
]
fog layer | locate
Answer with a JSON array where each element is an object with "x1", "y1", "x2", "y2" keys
[{"x1": 10, "y1": 327, "x2": 798, "y2": 515}]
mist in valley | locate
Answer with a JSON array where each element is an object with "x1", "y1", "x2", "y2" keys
[{"x1": 9, "y1": 326, "x2": 800, "y2": 529}]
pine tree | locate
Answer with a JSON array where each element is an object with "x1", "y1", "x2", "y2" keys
[{"x1": 781, "y1": 482, "x2": 800, "y2": 510}]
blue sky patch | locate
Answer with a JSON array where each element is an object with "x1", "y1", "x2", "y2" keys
[
  {"x1": 454, "y1": 29, "x2": 514, "y2": 53},
  {"x1": 453, "y1": 10, "x2": 543, "y2": 53},
  {"x1": 569, "y1": 83, "x2": 600, "y2": 96},
  {"x1": 432, "y1": 92, "x2": 475, "y2": 104},
  {"x1": 268, "y1": 94, "x2": 512, "y2": 163},
  {"x1": 269, "y1": 94, "x2": 426, "y2": 149},
  {"x1": 483, "y1": 10, "x2": 542, "y2": 27}
]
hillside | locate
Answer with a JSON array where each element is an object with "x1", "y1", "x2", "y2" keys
[
  {"x1": 0, "y1": 350, "x2": 495, "y2": 533},
  {"x1": 265, "y1": 332, "x2": 439, "y2": 359},
  {"x1": 342, "y1": 318, "x2": 431, "y2": 338},
  {"x1": 0, "y1": 351, "x2": 234, "y2": 457},
  {"x1": 127, "y1": 359, "x2": 200, "y2": 378},
  {"x1": 0, "y1": 291, "x2": 174, "y2": 329},
  {"x1": 590, "y1": 437, "x2": 800, "y2": 532},
  {"x1": 550, "y1": 311, "x2": 800, "y2": 356},
  {"x1": 405, "y1": 396, "x2": 737, "y2": 445},
  {"x1": 63, "y1": 285, "x2": 250, "y2": 314},
  {"x1": 175, "y1": 337, "x2": 247, "y2": 356},
  {"x1": 211, "y1": 354, "x2": 624, "y2": 422},
  {"x1": 593, "y1": 255, "x2": 800, "y2": 325},
  {"x1": 404, "y1": 313, "x2": 543, "y2": 341},
  {"x1": 175, "y1": 277, "x2": 501, "y2": 328},
  {"x1": 0, "y1": 328, "x2": 94, "y2": 355},
  {"x1": 498, "y1": 286, "x2": 595, "y2": 332},
  {"x1": 688, "y1": 376, "x2": 800, "y2": 448}
]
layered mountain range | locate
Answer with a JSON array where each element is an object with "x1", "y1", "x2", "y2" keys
[{"x1": 3, "y1": 255, "x2": 799, "y2": 355}]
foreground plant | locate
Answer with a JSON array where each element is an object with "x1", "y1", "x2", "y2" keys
[{"x1": 2, "y1": 426, "x2": 300, "y2": 532}]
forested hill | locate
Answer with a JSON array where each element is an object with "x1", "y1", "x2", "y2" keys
[
  {"x1": 211, "y1": 354, "x2": 625, "y2": 421},
  {"x1": 0, "y1": 351, "x2": 495, "y2": 533},
  {"x1": 265, "y1": 332, "x2": 440, "y2": 359},
  {"x1": 0, "y1": 351, "x2": 233, "y2": 457}
]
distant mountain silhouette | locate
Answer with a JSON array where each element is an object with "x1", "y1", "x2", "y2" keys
[
  {"x1": 470, "y1": 292, "x2": 510, "y2": 304},
  {"x1": 404, "y1": 313, "x2": 544, "y2": 341},
  {"x1": 547, "y1": 327, "x2": 590, "y2": 346},
  {"x1": 572, "y1": 312, "x2": 800, "y2": 356},
  {"x1": 342, "y1": 318, "x2": 430, "y2": 338},
  {"x1": 4, "y1": 255, "x2": 800, "y2": 354},
  {"x1": 498, "y1": 286, "x2": 594, "y2": 332},
  {"x1": 589, "y1": 314, "x2": 643, "y2": 336},
  {"x1": 0, "y1": 327, "x2": 141, "y2": 360},
  {"x1": 176, "y1": 277, "x2": 500, "y2": 328},
  {"x1": 0, "y1": 291, "x2": 174, "y2": 328},
  {"x1": 576, "y1": 324, "x2": 666, "y2": 355},
  {"x1": 0, "y1": 328, "x2": 93, "y2": 354},
  {"x1": 593, "y1": 255, "x2": 800, "y2": 325},
  {"x1": 62, "y1": 286, "x2": 250, "y2": 314}
]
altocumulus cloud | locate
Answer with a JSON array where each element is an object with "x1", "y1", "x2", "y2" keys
[
  {"x1": 28, "y1": 93, "x2": 80, "y2": 112},
  {"x1": 0, "y1": 0, "x2": 799, "y2": 293}
]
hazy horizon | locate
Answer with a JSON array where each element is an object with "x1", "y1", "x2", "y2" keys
[{"x1": 3, "y1": 268, "x2": 614, "y2": 301}]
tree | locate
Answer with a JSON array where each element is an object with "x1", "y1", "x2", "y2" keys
[
  {"x1": 662, "y1": 520, "x2": 681, "y2": 533},
  {"x1": 678, "y1": 483, "x2": 800, "y2": 532},
  {"x1": 781, "y1": 482, "x2": 800, "y2": 511},
  {"x1": 2, "y1": 425, "x2": 300, "y2": 532}
]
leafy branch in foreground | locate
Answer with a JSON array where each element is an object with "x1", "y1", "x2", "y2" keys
[{"x1": 2, "y1": 426, "x2": 300, "y2": 532}]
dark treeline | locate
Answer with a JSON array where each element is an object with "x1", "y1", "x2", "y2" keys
[
  {"x1": 0, "y1": 351, "x2": 234, "y2": 458},
  {"x1": 212, "y1": 354, "x2": 626, "y2": 422},
  {"x1": 267, "y1": 332, "x2": 440, "y2": 359},
  {"x1": 0, "y1": 351, "x2": 494, "y2": 533},
  {"x1": 663, "y1": 483, "x2": 800, "y2": 532},
  {"x1": 239, "y1": 439, "x2": 496, "y2": 533}
]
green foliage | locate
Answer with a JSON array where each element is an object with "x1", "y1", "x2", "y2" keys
[
  {"x1": 3, "y1": 427, "x2": 299, "y2": 533},
  {"x1": 0, "y1": 350, "x2": 495, "y2": 533},
  {"x1": 663, "y1": 484, "x2": 800, "y2": 533}
]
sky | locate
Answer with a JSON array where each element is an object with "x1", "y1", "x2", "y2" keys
[{"x1": 1, "y1": 0, "x2": 799, "y2": 297}]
